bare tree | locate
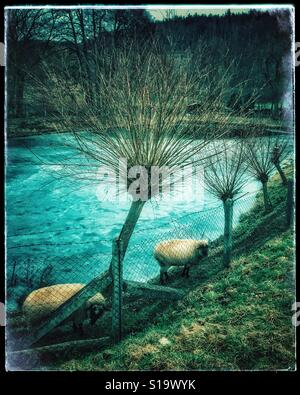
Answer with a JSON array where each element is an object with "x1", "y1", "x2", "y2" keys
[
  {"x1": 204, "y1": 140, "x2": 248, "y2": 266},
  {"x1": 245, "y1": 132, "x2": 290, "y2": 211},
  {"x1": 6, "y1": 9, "x2": 59, "y2": 117},
  {"x1": 271, "y1": 143, "x2": 288, "y2": 185},
  {"x1": 32, "y1": 38, "x2": 254, "y2": 277}
]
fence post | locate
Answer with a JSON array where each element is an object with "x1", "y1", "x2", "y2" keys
[
  {"x1": 287, "y1": 179, "x2": 294, "y2": 227},
  {"x1": 223, "y1": 198, "x2": 233, "y2": 267},
  {"x1": 111, "y1": 237, "x2": 123, "y2": 344}
]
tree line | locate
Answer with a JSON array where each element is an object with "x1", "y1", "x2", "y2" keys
[{"x1": 6, "y1": 8, "x2": 292, "y2": 121}]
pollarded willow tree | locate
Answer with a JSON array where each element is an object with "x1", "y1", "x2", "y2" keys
[
  {"x1": 271, "y1": 142, "x2": 289, "y2": 185},
  {"x1": 244, "y1": 131, "x2": 291, "y2": 212},
  {"x1": 204, "y1": 140, "x2": 248, "y2": 267},
  {"x1": 33, "y1": 38, "x2": 251, "y2": 276}
]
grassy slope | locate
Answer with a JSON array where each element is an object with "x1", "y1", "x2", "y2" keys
[{"x1": 53, "y1": 168, "x2": 295, "y2": 371}]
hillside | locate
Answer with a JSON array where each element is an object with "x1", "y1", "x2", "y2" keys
[{"x1": 46, "y1": 166, "x2": 295, "y2": 371}]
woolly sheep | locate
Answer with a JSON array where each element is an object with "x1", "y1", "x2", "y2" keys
[
  {"x1": 154, "y1": 239, "x2": 208, "y2": 284},
  {"x1": 22, "y1": 283, "x2": 107, "y2": 335}
]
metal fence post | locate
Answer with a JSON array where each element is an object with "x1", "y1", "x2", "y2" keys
[
  {"x1": 111, "y1": 237, "x2": 123, "y2": 344},
  {"x1": 287, "y1": 179, "x2": 294, "y2": 227}
]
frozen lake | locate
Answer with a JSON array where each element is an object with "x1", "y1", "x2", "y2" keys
[{"x1": 6, "y1": 133, "x2": 260, "y2": 289}]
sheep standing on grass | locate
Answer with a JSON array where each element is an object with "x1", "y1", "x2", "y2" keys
[
  {"x1": 154, "y1": 239, "x2": 209, "y2": 284},
  {"x1": 22, "y1": 284, "x2": 108, "y2": 336}
]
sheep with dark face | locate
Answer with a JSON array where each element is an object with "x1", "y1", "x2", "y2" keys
[
  {"x1": 154, "y1": 239, "x2": 209, "y2": 284},
  {"x1": 22, "y1": 284, "x2": 108, "y2": 336}
]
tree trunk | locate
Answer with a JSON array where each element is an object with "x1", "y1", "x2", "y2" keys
[
  {"x1": 274, "y1": 162, "x2": 288, "y2": 185},
  {"x1": 286, "y1": 179, "x2": 294, "y2": 227},
  {"x1": 223, "y1": 198, "x2": 233, "y2": 267},
  {"x1": 118, "y1": 200, "x2": 146, "y2": 260},
  {"x1": 108, "y1": 199, "x2": 145, "y2": 277},
  {"x1": 15, "y1": 72, "x2": 25, "y2": 118},
  {"x1": 262, "y1": 180, "x2": 272, "y2": 211},
  {"x1": 8, "y1": 75, "x2": 17, "y2": 117}
]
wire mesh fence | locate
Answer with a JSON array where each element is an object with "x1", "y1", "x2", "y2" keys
[
  {"x1": 6, "y1": 182, "x2": 293, "y2": 353},
  {"x1": 6, "y1": 247, "x2": 113, "y2": 352},
  {"x1": 6, "y1": 249, "x2": 111, "y2": 312},
  {"x1": 122, "y1": 192, "x2": 258, "y2": 283}
]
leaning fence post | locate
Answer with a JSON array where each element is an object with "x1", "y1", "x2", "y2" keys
[
  {"x1": 286, "y1": 179, "x2": 294, "y2": 227},
  {"x1": 223, "y1": 198, "x2": 233, "y2": 267},
  {"x1": 111, "y1": 237, "x2": 123, "y2": 344}
]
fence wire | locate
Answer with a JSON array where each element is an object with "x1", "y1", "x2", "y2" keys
[
  {"x1": 122, "y1": 193, "x2": 258, "y2": 283},
  {"x1": 7, "y1": 188, "x2": 282, "y2": 351}
]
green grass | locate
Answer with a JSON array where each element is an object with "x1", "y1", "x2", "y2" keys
[{"x1": 46, "y1": 165, "x2": 295, "y2": 371}]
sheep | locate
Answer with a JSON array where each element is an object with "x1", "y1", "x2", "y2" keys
[
  {"x1": 154, "y1": 239, "x2": 208, "y2": 284},
  {"x1": 22, "y1": 283, "x2": 108, "y2": 336}
]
